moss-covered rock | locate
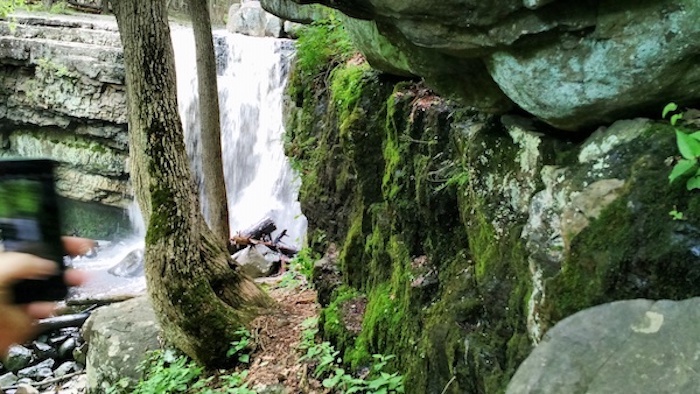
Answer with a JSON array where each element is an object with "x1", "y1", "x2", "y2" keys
[{"x1": 284, "y1": 17, "x2": 700, "y2": 393}]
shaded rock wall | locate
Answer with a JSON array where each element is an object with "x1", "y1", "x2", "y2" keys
[
  {"x1": 284, "y1": 37, "x2": 700, "y2": 393},
  {"x1": 0, "y1": 13, "x2": 131, "y2": 237}
]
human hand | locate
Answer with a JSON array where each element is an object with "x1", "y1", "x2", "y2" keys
[{"x1": 0, "y1": 237, "x2": 93, "y2": 357}]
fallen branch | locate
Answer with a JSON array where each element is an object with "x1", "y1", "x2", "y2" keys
[
  {"x1": 229, "y1": 217, "x2": 277, "y2": 254},
  {"x1": 35, "y1": 313, "x2": 91, "y2": 333},
  {"x1": 247, "y1": 238, "x2": 299, "y2": 258}
]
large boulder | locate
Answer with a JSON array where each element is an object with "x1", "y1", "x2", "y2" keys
[
  {"x1": 276, "y1": 0, "x2": 700, "y2": 130},
  {"x1": 507, "y1": 298, "x2": 700, "y2": 393},
  {"x1": 233, "y1": 245, "x2": 278, "y2": 278},
  {"x1": 487, "y1": 0, "x2": 700, "y2": 130},
  {"x1": 227, "y1": 1, "x2": 285, "y2": 38},
  {"x1": 82, "y1": 297, "x2": 161, "y2": 393}
]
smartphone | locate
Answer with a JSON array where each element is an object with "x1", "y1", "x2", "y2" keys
[{"x1": 0, "y1": 159, "x2": 67, "y2": 303}]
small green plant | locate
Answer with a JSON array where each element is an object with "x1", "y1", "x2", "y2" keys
[
  {"x1": 124, "y1": 343, "x2": 257, "y2": 394},
  {"x1": 297, "y1": 317, "x2": 405, "y2": 393},
  {"x1": 664, "y1": 102, "x2": 700, "y2": 190},
  {"x1": 226, "y1": 328, "x2": 253, "y2": 364},
  {"x1": 194, "y1": 371, "x2": 255, "y2": 394},
  {"x1": 48, "y1": 0, "x2": 71, "y2": 14},
  {"x1": 133, "y1": 349, "x2": 203, "y2": 394},
  {"x1": 669, "y1": 207, "x2": 685, "y2": 221},
  {"x1": 291, "y1": 247, "x2": 319, "y2": 282},
  {"x1": 36, "y1": 57, "x2": 72, "y2": 81},
  {"x1": 104, "y1": 378, "x2": 131, "y2": 394},
  {"x1": 426, "y1": 158, "x2": 469, "y2": 195},
  {"x1": 277, "y1": 270, "x2": 303, "y2": 288}
]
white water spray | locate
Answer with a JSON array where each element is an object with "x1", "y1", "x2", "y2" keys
[{"x1": 174, "y1": 28, "x2": 307, "y2": 248}]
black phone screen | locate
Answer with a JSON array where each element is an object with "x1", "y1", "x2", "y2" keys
[{"x1": 0, "y1": 159, "x2": 67, "y2": 303}]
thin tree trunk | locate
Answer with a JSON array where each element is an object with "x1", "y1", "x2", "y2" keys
[
  {"x1": 112, "y1": 0, "x2": 271, "y2": 366},
  {"x1": 187, "y1": 0, "x2": 230, "y2": 245}
]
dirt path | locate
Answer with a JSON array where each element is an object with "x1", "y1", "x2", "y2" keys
[{"x1": 244, "y1": 277, "x2": 324, "y2": 393}]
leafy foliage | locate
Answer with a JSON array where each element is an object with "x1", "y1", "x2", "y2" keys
[
  {"x1": 291, "y1": 247, "x2": 319, "y2": 282},
  {"x1": 664, "y1": 102, "x2": 700, "y2": 190},
  {"x1": 0, "y1": 0, "x2": 71, "y2": 16},
  {"x1": 107, "y1": 338, "x2": 257, "y2": 394},
  {"x1": 298, "y1": 318, "x2": 405, "y2": 393},
  {"x1": 669, "y1": 208, "x2": 685, "y2": 221},
  {"x1": 0, "y1": 0, "x2": 23, "y2": 17},
  {"x1": 133, "y1": 349, "x2": 203, "y2": 394},
  {"x1": 226, "y1": 329, "x2": 252, "y2": 364}
]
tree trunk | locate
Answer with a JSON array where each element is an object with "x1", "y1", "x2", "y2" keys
[
  {"x1": 187, "y1": 0, "x2": 230, "y2": 245},
  {"x1": 112, "y1": 0, "x2": 271, "y2": 366}
]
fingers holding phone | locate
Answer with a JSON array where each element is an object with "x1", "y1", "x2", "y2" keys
[
  {"x1": 0, "y1": 252, "x2": 59, "y2": 357},
  {"x1": 0, "y1": 240, "x2": 90, "y2": 357},
  {"x1": 0, "y1": 160, "x2": 93, "y2": 356}
]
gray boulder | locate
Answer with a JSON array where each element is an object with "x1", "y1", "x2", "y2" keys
[
  {"x1": 0, "y1": 372, "x2": 18, "y2": 387},
  {"x1": 487, "y1": 0, "x2": 700, "y2": 130},
  {"x1": 82, "y1": 297, "x2": 161, "y2": 393},
  {"x1": 233, "y1": 245, "x2": 277, "y2": 278},
  {"x1": 227, "y1": 1, "x2": 285, "y2": 38},
  {"x1": 17, "y1": 358, "x2": 54, "y2": 381},
  {"x1": 507, "y1": 298, "x2": 700, "y2": 393}
]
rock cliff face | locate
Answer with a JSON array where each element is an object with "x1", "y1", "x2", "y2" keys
[
  {"x1": 266, "y1": 0, "x2": 700, "y2": 131},
  {"x1": 0, "y1": 13, "x2": 131, "y2": 237},
  {"x1": 284, "y1": 20, "x2": 700, "y2": 393}
]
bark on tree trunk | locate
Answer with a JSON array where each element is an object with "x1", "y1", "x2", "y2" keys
[
  {"x1": 112, "y1": 0, "x2": 271, "y2": 366},
  {"x1": 188, "y1": 0, "x2": 230, "y2": 245}
]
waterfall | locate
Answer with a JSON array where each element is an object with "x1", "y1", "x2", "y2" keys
[
  {"x1": 173, "y1": 28, "x2": 307, "y2": 248},
  {"x1": 71, "y1": 26, "x2": 306, "y2": 301}
]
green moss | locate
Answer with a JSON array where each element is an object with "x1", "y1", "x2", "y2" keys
[
  {"x1": 319, "y1": 285, "x2": 364, "y2": 361},
  {"x1": 330, "y1": 63, "x2": 372, "y2": 134},
  {"x1": 531, "y1": 121, "x2": 700, "y2": 334},
  {"x1": 339, "y1": 198, "x2": 369, "y2": 288},
  {"x1": 145, "y1": 185, "x2": 175, "y2": 245},
  {"x1": 292, "y1": 11, "x2": 356, "y2": 83},
  {"x1": 286, "y1": 25, "x2": 534, "y2": 393}
]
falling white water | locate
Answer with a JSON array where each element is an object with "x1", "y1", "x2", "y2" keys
[
  {"x1": 71, "y1": 27, "x2": 307, "y2": 300},
  {"x1": 173, "y1": 28, "x2": 307, "y2": 248}
]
